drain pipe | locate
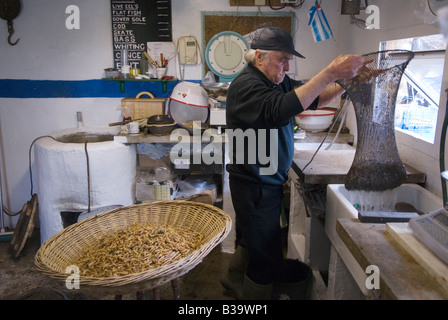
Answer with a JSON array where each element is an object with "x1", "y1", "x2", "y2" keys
[
  {"x1": 0, "y1": 155, "x2": 14, "y2": 240},
  {"x1": 84, "y1": 141, "x2": 91, "y2": 213},
  {"x1": 0, "y1": 166, "x2": 6, "y2": 234},
  {"x1": 77, "y1": 111, "x2": 84, "y2": 128}
]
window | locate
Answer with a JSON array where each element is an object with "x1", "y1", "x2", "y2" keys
[{"x1": 381, "y1": 35, "x2": 446, "y2": 144}]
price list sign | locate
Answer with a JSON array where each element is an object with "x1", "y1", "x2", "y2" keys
[{"x1": 111, "y1": 0, "x2": 172, "y2": 70}]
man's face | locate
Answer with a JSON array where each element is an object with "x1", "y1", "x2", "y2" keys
[{"x1": 258, "y1": 50, "x2": 293, "y2": 84}]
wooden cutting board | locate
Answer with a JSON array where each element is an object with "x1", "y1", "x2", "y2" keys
[
  {"x1": 337, "y1": 219, "x2": 448, "y2": 299},
  {"x1": 386, "y1": 222, "x2": 448, "y2": 293}
]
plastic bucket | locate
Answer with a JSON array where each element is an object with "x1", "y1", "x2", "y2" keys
[{"x1": 272, "y1": 259, "x2": 313, "y2": 300}]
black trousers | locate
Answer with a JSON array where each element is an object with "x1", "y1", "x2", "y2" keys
[{"x1": 229, "y1": 175, "x2": 284, "y2": 285}]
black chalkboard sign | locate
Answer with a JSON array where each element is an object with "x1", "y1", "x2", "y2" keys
[{"x1": 111, "y1": 0, "x2": 172, "y2": 70}]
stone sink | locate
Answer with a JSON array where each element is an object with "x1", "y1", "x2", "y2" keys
[
  {"x1": 325, "y1": 183, "x2": 443, "y2": 294},
  {"x1": 294, "y1": 142, "x2": 355, "y2": 152}
]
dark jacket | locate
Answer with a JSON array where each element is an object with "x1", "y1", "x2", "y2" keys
[{"x1": 226, "y1": 63, "x2": 318, "y2": 185}]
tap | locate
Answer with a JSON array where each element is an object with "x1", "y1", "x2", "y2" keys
[{"x1": 77, "y1": 111, "x2": 84, "y2": 128}]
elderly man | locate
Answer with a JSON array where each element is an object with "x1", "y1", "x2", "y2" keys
[{"x1": 222, "y1": 26, "x2": 364, "y2": 300}]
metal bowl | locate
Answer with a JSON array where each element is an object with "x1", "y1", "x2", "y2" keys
[
  {"x1": 147, "y1": 115, "x2": 174, "y2": 125},
  {"x1": 201, "y1": 82, "x2": 231, "y2": 99},
  {"x1": 145, "y1": 123, "x2": 176, "y2": 136},
  {"x1": 145, "y1": 115, "x2": 176, "y2": 135},
  {"x1": 179, "y1": 120, "x2": 210, "y2": 135}
]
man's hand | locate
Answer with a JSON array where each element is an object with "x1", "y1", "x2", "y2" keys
[
  {"x1": 295, "y1": 54, "x2": 364, "y2": 109},
  {"x1": 356, "y1": 58, "x2": 387, "y2": 83},
  {"x1": 325, "y1": 54, "x2": 365, "y2": 81}
]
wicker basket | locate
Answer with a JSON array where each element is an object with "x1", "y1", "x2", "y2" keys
[
  {"x1": 121, "y1": 91, "x2": 167, "y2": 120},
  {"x1": 34, "y1": 201, "x2": 231, "y2": 291}
]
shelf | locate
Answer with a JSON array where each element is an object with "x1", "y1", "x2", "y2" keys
[
  {"x1": 102, "y1": 78, "x2": 178, "y2": 93},
  {"x1": 114, "y1": 131, "x2": 228, "y2": 144}
]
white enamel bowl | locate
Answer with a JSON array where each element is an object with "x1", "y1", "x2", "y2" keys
[{"x1": 295, "y1": 109, "x2": 336, "y2": 133}]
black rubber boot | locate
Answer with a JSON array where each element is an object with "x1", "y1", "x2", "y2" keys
[
  {"x1": 242, "y1": 274, "x2": 273, "y2": 300},
  {"x1": 220, "y1": 246, "x2": 248, "y2": 300}
]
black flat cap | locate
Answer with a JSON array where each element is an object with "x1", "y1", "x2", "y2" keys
[{"x1": 250, "y1": 26, "x2": 305, "y2": 59}]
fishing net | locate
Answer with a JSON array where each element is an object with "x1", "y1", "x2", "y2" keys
[{"x1": 336, "y1": 50, "x2": 414, "y2": 191}]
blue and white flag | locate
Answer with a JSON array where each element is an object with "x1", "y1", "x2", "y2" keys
[{"x1": 308, "y1": 0, "x2": 335, "y2": 43}]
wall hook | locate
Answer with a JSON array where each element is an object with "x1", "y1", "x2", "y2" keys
[
  {"x1": 0, "y1": 0, "x2": 21, "y2": 46},
  {"x1": 7, "y1": 20, "x2": 18, "y2": 45}
]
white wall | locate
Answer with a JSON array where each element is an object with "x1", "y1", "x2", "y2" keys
[
  {"x1": 1, "y1": 0, "x2": 446, "y2": 228},
  {"x1": 170, "y1": 0, "x2": 344, "y2": 81},
  {"x1": 0, "y1": 0, "x2": 120, "y2": 225},
  {"x1": 0, "y1": 0, "x2": 343, "y2": 227},
  {"x1": 0, "y1": 0, "x2": 113, "y2": 80}
]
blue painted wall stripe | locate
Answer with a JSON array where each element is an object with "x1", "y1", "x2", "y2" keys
[{"x1": 0, "y1": 79, "x2": 195, "y2": 98}]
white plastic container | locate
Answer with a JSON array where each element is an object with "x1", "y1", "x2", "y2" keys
[{"x1": 169, "y1": 82, "x2": 210, "y2": 124}]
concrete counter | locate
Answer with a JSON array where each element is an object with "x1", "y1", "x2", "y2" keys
[
  {"x1": 291, "y1": 133, "x2": 426, "y2": 185},
  {"x1": 287, "y1": 132, "x2": 427, "y2": 299}
]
